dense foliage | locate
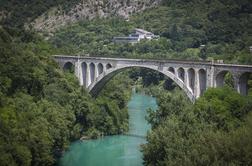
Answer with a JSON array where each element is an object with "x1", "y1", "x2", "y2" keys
[
  {"x1": 1, "y1": 0, "x2": 252, "y2": 165},
  {"x1": 0, "y1": 27, "x2": 131, "y2": 166},
  {"x1": 50, "y1": 0, "x2": 252, "y2": 64},
  {"x1": 0, "y1": 0, "x2": 81, "y2": 28},
  {"x1": 142, "y1": 87, "x2": 252, "y2": 165}
]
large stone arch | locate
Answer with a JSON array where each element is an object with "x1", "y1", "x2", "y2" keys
[{"x1": 88, "y1": 65, "x2": 195, "y2": 102}]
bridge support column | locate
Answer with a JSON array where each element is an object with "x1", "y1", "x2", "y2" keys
[
  {"x1": 174, "y1": 67, "x2": 178, "y2": 78},
  {"x1": 184, "y1": 68, "x2": 189, "y2": 91},
  {"x1": 75, "y1": 60, "x2": 82, "y2": 85},
  {"x1": 86, "y1": 63, "x2": 91, "y2": 87},
  {"x1": 194, "y1": 69, "x2": 200, "y2": 98},
  {"x1": 95, "y1": 63, "x2": 99, "y2": 81},
  {"x1": 233, "y1": 72, "x2": 242, "y2": 95},
  {"x1": 207, "y1": 66, "x2": 215, "y2": 88},
  {"x1": 79, "y1": 63, "x2": 84, "y2": 86}
]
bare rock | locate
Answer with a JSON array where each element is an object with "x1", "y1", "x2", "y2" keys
[{"x1": 30, "y1": 0, "x2": 162, "y2": 32}]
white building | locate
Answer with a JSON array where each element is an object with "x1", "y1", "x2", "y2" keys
[
  {"x1": 113, "y1": 28, "x2": 159, "y2": 43},
  {"x1": 134, "y1": 28, "x2": 158, "y2": 40}
]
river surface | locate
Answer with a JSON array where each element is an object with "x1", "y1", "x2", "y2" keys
[{"x1": 59, "y1": 93, "x2": 157, "y2": 166}]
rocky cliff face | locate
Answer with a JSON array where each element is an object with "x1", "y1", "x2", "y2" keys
[{"x1": 30, "y1": 0, "x2": 162, "y2": 32}]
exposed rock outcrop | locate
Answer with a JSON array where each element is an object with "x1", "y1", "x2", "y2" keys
[{"x1": 30, "y1": 0, "x2": 162, "y2": 32}]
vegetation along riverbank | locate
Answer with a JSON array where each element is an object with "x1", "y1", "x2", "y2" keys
[{"x1": 0, "y1": 0, "x2": 252, "y2": 165}]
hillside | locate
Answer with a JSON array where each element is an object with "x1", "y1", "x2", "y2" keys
[
  {"x1": 0, "y1": 0, "x2": 161, "y2": 31},
  {"x1": 0, "y1": 0, "x2": 252, "y2": 165},
  {"x1": 0, "y1": 0, "x2": 79, "y2": 28},
  {"x1": 48, "y1": 0, "x2": 252, "y2": 64},
  {"x1": 0, "y1": 26, "x2": 131, "y2": 165},
  {"x1": 31, "y1": 0, "x2": 162, "y2": 32}
]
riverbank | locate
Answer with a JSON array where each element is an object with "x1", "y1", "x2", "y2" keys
[{"x1": 59, "y1": 93, "x2": 157, "y2": 166}]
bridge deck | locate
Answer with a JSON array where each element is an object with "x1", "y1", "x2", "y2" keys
[{"x1": 53, "y1": 55, "x2": 252, "y2": 68}]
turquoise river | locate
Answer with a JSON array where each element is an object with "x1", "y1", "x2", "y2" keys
[{"x1": 59, "y1": 93, "x2": 157, "y2": 166}]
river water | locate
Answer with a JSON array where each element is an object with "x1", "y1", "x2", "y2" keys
[{"x1": 59, "y1": 93, "x2": 157, "y2": 166}]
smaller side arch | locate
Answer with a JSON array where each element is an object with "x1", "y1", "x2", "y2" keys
[
  {"x1": 63, "y1": 62, "x2": 74, "y2": 73},
  {"x1": 168, "y1": 67, "x2": 175, "y2": 74},
  {"x1": 215, "y1": 70, "x2": 234, "y2": 88},
  {"x1": 188, "y1": 68, "x2": 195, "y2": 92},
  {"x1": 106, "y1": 63, "x2": 112, "y2": 70},
  {"x1": 238, "y1": 72, "x2": 250, "y2": 95},
  {"x1": 215, "y1": 71, "x2": 227, "y2": 87},
  {"x1": 177, "y1": 67, "x2": 185, "y2": 82},
  {"x1": 98, "y1": 63, "x2": 104, "y2": 75},
  {"x1": 90, "y1": 63, "x2": 95, "y2": 83}
]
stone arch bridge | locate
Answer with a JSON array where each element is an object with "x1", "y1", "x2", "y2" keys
[{"x1": 53, "y1": 55, "x2": 252, "y2": 102}]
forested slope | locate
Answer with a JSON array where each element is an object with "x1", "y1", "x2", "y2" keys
[
  {"x1": 142, "y1": 87, "x2": 252, "y2": 165},
  {"x1": 0, "y1": 0, "x2": 252, "y2": 165},
  {"x1": 0, "y1": 0, "x2": 161, "y2": 31},
  {"x1": 0, "y1": 0, "x2": 81, "y2": 28},
  {"x1": 0, "y1": 27, "x2": 131, "y2": 166},
  {"x1": 49, "y1": 0, "x2": 252, "y2": 64},
  {"x1": 1, "y1": 0, "x2": 251, "y2": 64}
]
